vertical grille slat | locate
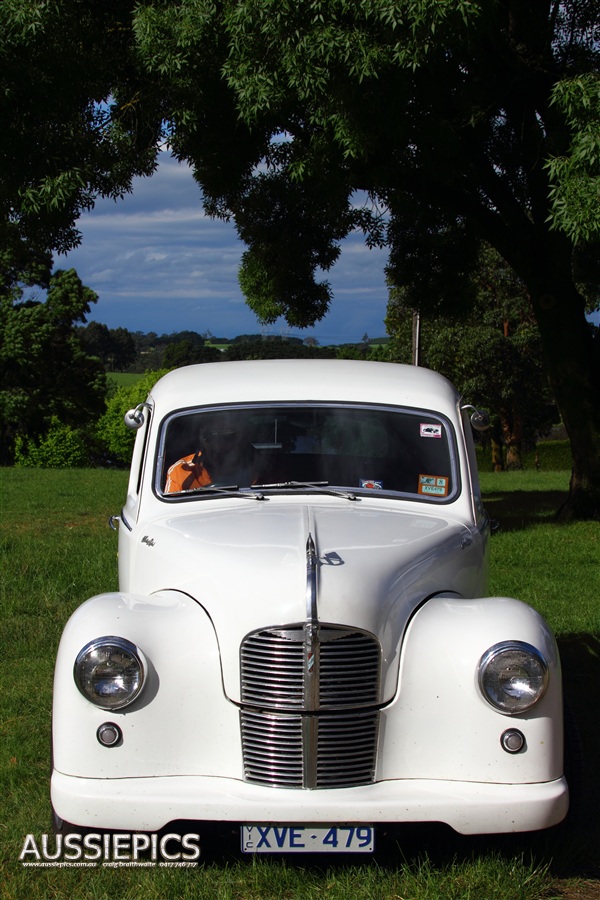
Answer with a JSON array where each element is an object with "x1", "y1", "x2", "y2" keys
[{"x1": 240, "y1": 624, "x2": 381, "y2": 789}]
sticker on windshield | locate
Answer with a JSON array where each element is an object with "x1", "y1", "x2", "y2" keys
[
  {"x1": 360, "y1": 479, "x2": 383, "y2": 490},
  {"x1": 420, "y1": 423, "x2": 442, "y2": 438},
  {"x1": 418, "y1": 475, "x2": 449, "y2": 497}
]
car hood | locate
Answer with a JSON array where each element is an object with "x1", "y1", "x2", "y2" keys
[{"x1": 141, "y1": 500, "x2": 480, "y2": 703}]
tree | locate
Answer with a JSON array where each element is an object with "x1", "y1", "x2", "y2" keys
[
  {"x1": 0, "y1": 265, "x2": 106, "y2": 464},
  {"x1": 110, "y1": 327, "x2": 138, "y2": 371},
  {"x1": 546, "y1": 74, "x2": 600, "y2": 244},
  {"x1": 223, "y1": 335, "x2": 335, "y2": 361},
  {"x1": 162, "y1": 339, "x2": 221, "y2": 368},
  {"x1": 0, "y1": 0, "x2": 161, "y2": 259},
  {"x1": 386, "y1": 247, "x2": 558, "y2": 470},
  {"x1": 131, "y1": 0, "x2": 600, "y2": 517},
  {"x1": 2, "y1": 1, "x2": 600, "y2": 516},
  {"x1": 78, "y1": 321, "x2": 113, "y2": 366},
  {"x1": 78, "y1": 322, "x2": 137, "y2": 371}
]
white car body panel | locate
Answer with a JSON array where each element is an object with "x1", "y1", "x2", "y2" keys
[
  {"x1": 51, "y1": 360, "x2": 568, "y2": 839},
  {"x1": 52, "y1": 772, "x2": 566, "y2": 836}
]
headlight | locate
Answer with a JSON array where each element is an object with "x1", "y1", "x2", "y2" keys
[
  {"x1": 478, "y1": 641, "x2": 548, "y2": 714},
  {"x1": 74, "y1": 637, "x2": 146, "y2": 710}
]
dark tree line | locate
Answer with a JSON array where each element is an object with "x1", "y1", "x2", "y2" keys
[
  {"x1": 74, "y1": 325, "x2": 340, "y2": 372},
  {"x1": 76, "y1": 322, "x2": 137, "y2": 371}
]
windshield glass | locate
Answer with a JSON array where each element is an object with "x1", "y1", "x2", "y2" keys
[{"x1": 157, "y1": 403, "x2": 457, "y2": 501}]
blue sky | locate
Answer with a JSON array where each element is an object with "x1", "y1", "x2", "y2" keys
[
  {"x1": 62, "y1": 149, "x2": 599, "y2": 340},
  {"x1": 62, "y1": 150, "x2": 390, "y2": 344}
]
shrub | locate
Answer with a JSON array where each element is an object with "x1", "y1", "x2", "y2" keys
[
  {"x1": 14, "y1": 418, "x2": 90, "y2": 468},
  {"x1": 96, "y1": 369, "x2": 169, "y2": 466}
]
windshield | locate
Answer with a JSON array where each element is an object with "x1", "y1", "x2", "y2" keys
[{"x1": 156, "y1": 403, "x2": 457, "y2": 501}]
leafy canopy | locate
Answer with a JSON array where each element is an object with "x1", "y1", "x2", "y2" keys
[
  {"x1": 2, "y1": 0, "x2": 600, "y2": 513},
  {"x1": 0, "y1": 264, "x2": 106, "y2": 464}
]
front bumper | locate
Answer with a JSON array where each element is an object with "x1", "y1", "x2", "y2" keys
[{"x1": 51, "y1": 771, "x2": 569, "y2": 835}]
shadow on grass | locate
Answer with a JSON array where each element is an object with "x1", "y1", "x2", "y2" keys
[
  {"x1": 483, "y1": 490, "x2": 569, "y2": 531},
  {"x1": 557, "y1": 633, "x2": 600, "y2": 870}
]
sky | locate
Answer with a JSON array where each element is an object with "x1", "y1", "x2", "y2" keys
[
  {"x1": 61, "y1": 149, "x2": 600, "y2": 340},
  {"x1": 62, "y1": 150, "x2": 390, "y2": 344}
]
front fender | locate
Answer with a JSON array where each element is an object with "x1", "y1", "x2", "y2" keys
[
  {"x1": 52, "y1": 590, "x2": 242, "y2": 780},
  {"x1": 377, "y1": 595, "x2": 563, "y2": 784}
]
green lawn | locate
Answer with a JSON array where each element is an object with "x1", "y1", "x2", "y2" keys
[
  {"x1": 1, "y1": 467, "x2": 599, "y2": 898},
  {"x1": 107, "y1": 372, "x2": 144, "y2": 389},
  {"x1": 476, "y1": 439, "x2": 573, "y2": 472}
]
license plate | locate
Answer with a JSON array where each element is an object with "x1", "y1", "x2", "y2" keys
[{"x1": 241, "y1": 825, "x2": 374, "y2": 854}]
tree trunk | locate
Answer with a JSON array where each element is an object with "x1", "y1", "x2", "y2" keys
[
  {"x1": 491, "y1": 437, "x2": 504, "y2": 472},
  {"x1": 527, "y1": 250, "x2": 600, "y2": 519},
  {"x1": 499, "y1": 408, "x2": 524, "y2": 470}
]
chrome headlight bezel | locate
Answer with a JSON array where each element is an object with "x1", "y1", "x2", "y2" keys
[
  {"x1": 74, "y1": 636, "x2": 146, "y2": 710},
  {"x1": 478, "y1": 641, "x2": 549, "y2": 715}
]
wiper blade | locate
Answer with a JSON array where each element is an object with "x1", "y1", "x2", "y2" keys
[
  {"x1": 251, "y1": 481, "x2": 357, "y2": 500},
  {"x1": 173, "y1": 484, "x2": 264, "y2": 500}
]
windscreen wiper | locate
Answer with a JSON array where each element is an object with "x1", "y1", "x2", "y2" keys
[
  {"x1": 251, "y1": 481, "x2": 357, "y2": 500},
  {"x1": 173, "y1": 484, "x2": 265, "y2": 500}
]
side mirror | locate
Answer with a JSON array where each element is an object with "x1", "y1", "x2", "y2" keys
[
  {"x1": 470, "y1": 409, "x2": 490, "y2": 432},
  {"x1": 462, "y1": 403, "x2": 490, "y2": 432},
  {"x1": 124, "y1": 405, "x2": 147, "y2": 430}
]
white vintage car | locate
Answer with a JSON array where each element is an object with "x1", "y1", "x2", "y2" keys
[{"x1": 51, "y1": 359, "x2": 569, "y2": 852}]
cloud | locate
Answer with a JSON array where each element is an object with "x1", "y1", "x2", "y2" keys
[
  {"x1": 62, "y1": 151, "x2": 597, "y2": 344},
  {"x1": 62, "y1": 152, "x2": 390, "y2": 341}
]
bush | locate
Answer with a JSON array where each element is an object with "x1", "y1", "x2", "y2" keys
[
  {"x1": 14, "y1": 418, "x2": 90, "y2": 468},
  {"x1": 96, "y1": 369, "x2": 169, "y2": 466}
]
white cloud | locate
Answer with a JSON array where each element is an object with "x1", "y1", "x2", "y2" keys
[{"x1": 62, "y1": 153, "x2": 390, "y2": 341}]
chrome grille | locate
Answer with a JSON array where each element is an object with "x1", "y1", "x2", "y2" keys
[
  {"x1": 319, "y1": 631, "x2": 381, "y2": 707},
  {"x1": 241, "y1": 629, "x2": 305, "y2": 708},
  {"x1": 315, "y1": 710, "x2": 379, "y2": 787},
  {"x1": 240, "y1": 624, "x2": 381, "y2": 788},
  {"x1": 241, "y1": 625, "x2": 381, "y2": 709},
  {"x1": 241, "y1": 709, "x2": 379, "y2": 788},
  {"x1": 240, "y1": 710, "x2": 304, "y2": 787}
]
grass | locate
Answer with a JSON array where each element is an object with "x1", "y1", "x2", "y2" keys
[
  {"x1": 107, "y1": 372, "x2": 144, "y2": 389},
  {"x1": 477, "y1": 439, "x2": 573, "y2": 473},
  {"x1": 480, "y1": 470, "x2": 600, "y2": 631},
  {"x1": 1, "y1": 467, "x2": 599, "y2": 898}
]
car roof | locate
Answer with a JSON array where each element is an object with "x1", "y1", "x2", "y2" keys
[{"x1": 148, "y1": 359, "x2": 461, "y2": 416}]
